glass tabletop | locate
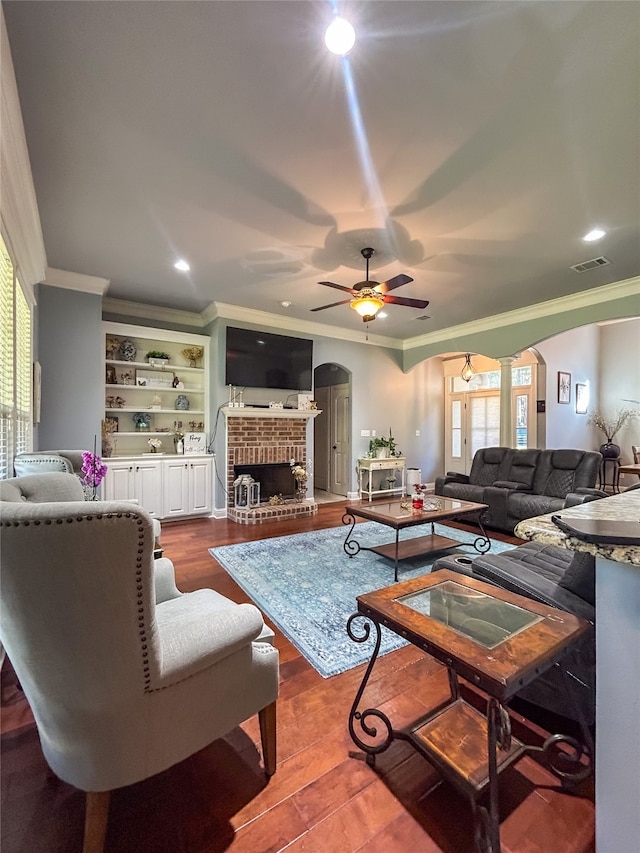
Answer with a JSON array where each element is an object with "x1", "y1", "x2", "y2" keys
[{"x1": 395, "y1": 579, "x2": 542, "y2": 649}]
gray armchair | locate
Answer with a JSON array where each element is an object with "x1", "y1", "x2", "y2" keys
[
  {"x1": 0, "y1": 496, "x2": 279, "y2": 853},
  {"x1": 13, "y1": 449, "x2": 86, "y2": 476}
]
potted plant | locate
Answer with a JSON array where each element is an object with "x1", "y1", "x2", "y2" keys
[
  {"x1": 146, "y1": 350, "x2": 171, "y2": 367},
  {"x1": 588, "y1": 407, "x2": 636, "y2": 458},
  {"x1": 368, "y1": 429, "x2": 400, "y2": 459}
]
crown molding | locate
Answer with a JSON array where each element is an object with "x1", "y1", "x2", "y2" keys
[
  {"x1": 44, "y1": 266, "x2": 110, "y2": 295},
  {"x1": 211, "y1": 301, "x2": 401, "y2": 348},
  {"x1": 401, "y1": 276, "x2": 640, "y2": 351},
  {"x1": 102, "y1": 297, "x2": 206, "y2": 327},
  {"x1": 104, "y1": 278, "x2": 638, "y2": 348},
  {"x1": 0, "y1": 8, "x2": 46, "y2": 294}
]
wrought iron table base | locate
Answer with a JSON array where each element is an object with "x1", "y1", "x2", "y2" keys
[
  {"x1": 342, "y1": 509, "x2": 491, "y2": 582},
  {"x1": 347, "y1": 614, "x2": 592, "y2": 853}
]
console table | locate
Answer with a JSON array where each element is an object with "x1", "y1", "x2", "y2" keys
[
  {"x1": 357, "y1": 456, "x2": 406, "y2": 501},
  {"x1": 347, "y1": 570, "x2": 592, "y2": 853}
]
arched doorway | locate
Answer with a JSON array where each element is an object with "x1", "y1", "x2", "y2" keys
[{"x1": 314, "y1": 363, "x2": 351, "y2": 497}]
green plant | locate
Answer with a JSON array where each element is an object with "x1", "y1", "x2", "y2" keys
[
  {"x1": 368, "y1": 429, "x2": 400, "y2": 457},
  {"x1": 146, "y1": 350, "x2": 170, "y2": 360}
]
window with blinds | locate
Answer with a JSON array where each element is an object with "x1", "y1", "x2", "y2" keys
[
  {"x1": 0, "y1": 233, "x2": 32, "y2": 479},
  {"x1": 470, "y1": 394, "x2": 500, "y2": 457}
]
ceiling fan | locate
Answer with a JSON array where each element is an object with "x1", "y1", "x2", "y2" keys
[{"x1": 311, "y1": 248, "x2": 429, "y2": 323}]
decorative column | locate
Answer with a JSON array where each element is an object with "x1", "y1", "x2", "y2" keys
[{"x1": 498, "y1": 356, "x2": 515, "y2": 447}]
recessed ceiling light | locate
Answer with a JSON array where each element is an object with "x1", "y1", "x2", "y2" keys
[
  {"x1": 583, "y1": 228, "x2": 606, "y2": 242},
  {"x1": 324, "y1": 17, "x2": 355, "y2": 55},
  {"x1": 174, "y1": 259, "x2": 190, "y2": 272},
  {"x1": 280, "y1": 300, "x2": 292, "y2": 308}
]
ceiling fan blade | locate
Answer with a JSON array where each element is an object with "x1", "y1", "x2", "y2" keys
[
  {"x1": 318, "y1": 280, "x2": 356, "y2": 294},
  {"x1": 383, "y1": 295, "x2": 430, "y2": 309},
  {"x1": 375, "y1": 273, "x2": 414, "y2": 294},
  {"x1": 310, "y1": 299, "x2": 353, "y2": 312}
]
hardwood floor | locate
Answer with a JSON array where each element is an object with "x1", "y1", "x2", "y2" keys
[{"x1": 1, "y1": 503, "x2": 595, "y2": 852}]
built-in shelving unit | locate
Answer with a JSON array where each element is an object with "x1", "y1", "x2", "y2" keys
[
  {"x1": 103, "y1": 321, "x2": 209, "y2": 457},
  {"x1": 102, "y1": 321, "x2": 213, "y2": 519}
]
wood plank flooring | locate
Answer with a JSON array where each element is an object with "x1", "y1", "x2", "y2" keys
[{"x1": 1, "y1": 502, "x2": 595, "y2": 852}]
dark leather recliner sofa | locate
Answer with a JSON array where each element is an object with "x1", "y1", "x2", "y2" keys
[{"x1": 434, "y1": 447, "x2": 605, "y2": 532}]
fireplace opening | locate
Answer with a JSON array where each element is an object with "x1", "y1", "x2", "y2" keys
[{"x1": 234, "y1": 462, "x2": 296, "y2": 503}]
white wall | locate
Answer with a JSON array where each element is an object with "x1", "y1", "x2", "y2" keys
[
  {"x1": 598, "y1": 318, "x2": 640, "y2": 484},
  {"x1": 535, "y1": 324, "x2": 600, "y2": 450}
]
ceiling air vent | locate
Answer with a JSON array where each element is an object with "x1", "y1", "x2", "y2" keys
[
  {"x1": 415, "y1": 314, "x2": 431, "y2": 321},
  {"x1": 570, "y1": 256, "x2": 611, "y2": 273}
]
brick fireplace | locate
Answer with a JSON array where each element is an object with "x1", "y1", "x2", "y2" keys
[{"x1": 223, "y1": 407, "x2": 320, "y2": 524}]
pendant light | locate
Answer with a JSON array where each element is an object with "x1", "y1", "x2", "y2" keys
[{"x1": 461, "y1": 353, "x2": 475, "y2": 383}]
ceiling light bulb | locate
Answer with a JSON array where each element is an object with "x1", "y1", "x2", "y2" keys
[
  {"x1": 174, "y1": 259, "x2": 190, "y2": 272},
  {"x1": 324, "y1": 18, "x2": 355, "y2": 55},
  {"x1": 583, "y1": 228, "x2": 605, "y2": 242}
]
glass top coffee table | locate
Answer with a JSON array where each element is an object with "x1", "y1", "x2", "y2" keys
[
  {"x1": 347, "y1": 570, "x2": 593, "y2": 853},
  {"x1": 343, "y1": 496, "x2": 490, "y2": 581}
]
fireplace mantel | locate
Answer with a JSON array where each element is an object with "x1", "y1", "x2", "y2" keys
[{"x1": 222, "y1": 406, "x2": 321, "y2": 420}]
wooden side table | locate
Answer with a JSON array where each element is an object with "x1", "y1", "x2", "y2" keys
[
  {"x1": 347, "y1": 570, "x2": 593, "y2": 853},
  {"x1": 599, "y1": 457, "x2": 621, "y2": 492}
]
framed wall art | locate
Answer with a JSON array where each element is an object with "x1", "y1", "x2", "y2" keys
[
  {"x1": 575, "y1": 383, "x2": 589, "y2": 414},
  {"x1": 557, "y1": 371, "x2": 571, "y2": 404}
]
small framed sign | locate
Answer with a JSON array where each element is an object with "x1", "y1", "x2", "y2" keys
[
  {"x1": 136, "y1": 368, "x2": 174, "y2": 388},
  {"x1": 184, "y1": 432, "x2": 207, "y2": 455}
]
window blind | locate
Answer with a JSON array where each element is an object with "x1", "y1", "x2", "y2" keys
[{"x1": 0, "y1": 233, "x2": 32, "y2": 478}]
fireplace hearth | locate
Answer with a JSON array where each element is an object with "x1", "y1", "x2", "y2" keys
[{"x1": 234, "y1": 462, "x2": 295, "y2": 502}]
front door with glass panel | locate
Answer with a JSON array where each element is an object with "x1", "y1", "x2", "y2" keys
[{"x1": 444, "y1": 362, "x2": 535, "y2": 475}]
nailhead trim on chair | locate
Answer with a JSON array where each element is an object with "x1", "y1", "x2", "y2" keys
[{"x1": 3, "y1": 510, "x2": 153, "y2": 691}]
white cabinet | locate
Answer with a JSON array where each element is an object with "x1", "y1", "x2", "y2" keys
[
  {"x1": 162, "y1": 457, "x2": 212, "y2": 518},
  {"x1": 103, "y1": 321, "x2": 209, "y2": 458},
  {"x1": 104, "y1": 455, "x2": 213, "y2": 520},
  {"x1": 103, "y1": 458, "x2": 163, "y2": 517}
]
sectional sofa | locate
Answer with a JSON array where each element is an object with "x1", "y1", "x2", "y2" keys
[{"x1": 434, "y1": 447, "x2": 605, "y2": 533}]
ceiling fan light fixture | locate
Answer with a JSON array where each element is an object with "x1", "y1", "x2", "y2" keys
[
  {"x1": 461, "y1": 353, "x2": 476, "y2": 382},
  {"x1": 350, "y1": 288, "x2": 384, "y2": 320}
]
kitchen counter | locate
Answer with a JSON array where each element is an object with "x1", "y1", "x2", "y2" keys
[
  {"x1": 515, "y1": 487, "x2": 640, "y2": 566},
  {"x1": 517, "y1": 487, "x2": 640, "y2": 853}
]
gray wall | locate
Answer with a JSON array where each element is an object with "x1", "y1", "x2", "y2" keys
[{"x1": 37, "y1": 286, "x2": 103, "y2": 451}]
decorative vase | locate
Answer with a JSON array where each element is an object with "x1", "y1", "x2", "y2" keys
[
  {"x1": 412, "y1": 496, "x2": 424, "y2": 510},
  {"x1": 101, "y1": 436, "x2": 114, "y2": 458},
  {"x1": 175, "y1": 439, "x2": 184, "y2": 455},
  {"x1": 376, "y1": 448, "x2": 389, "y2": 459},
  {"x1": 175, "y1": 394, "x2": 190, "y2": 411},
  {"x1": 599, "y1": 442, "x2": 620, "y2": 459},
  {"x1": 119, "y1": 339, "x2": 137, "y2": 362}
]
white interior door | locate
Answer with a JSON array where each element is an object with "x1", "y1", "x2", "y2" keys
[{"x1": 330, "y1": 383, "x2": 350, "y2": 496}]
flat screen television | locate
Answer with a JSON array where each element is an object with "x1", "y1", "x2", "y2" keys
[{"x1": 225, "y1": 326, "x2": 313, "y2": 391}]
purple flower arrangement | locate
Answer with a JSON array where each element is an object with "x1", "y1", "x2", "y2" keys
[{"x1": 81, "y1": 451, "x2": 108, "y2": 499}]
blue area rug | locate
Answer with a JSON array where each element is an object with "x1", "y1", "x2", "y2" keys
[{"x1": 209, "y1": 522, "x2": 515, "y2": 678}]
